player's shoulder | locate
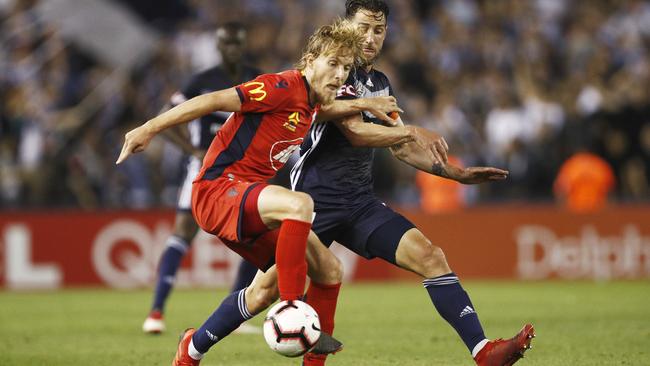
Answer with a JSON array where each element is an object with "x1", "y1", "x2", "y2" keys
[
  {"x1": 370, "y1": 68, "x2": 391, "y2": 82},
  {"x1": 269, "y1": 69, "x2": 302, "y2": 84},
  {"x1": 249, "y1": 69, "x2": 305, "y2": 94}
]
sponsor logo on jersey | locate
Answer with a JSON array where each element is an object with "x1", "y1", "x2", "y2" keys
[
  {"x1": 244, "y1": 81, "x2": 267, "y2": 101},
  {"x1": 270, "y1": 138, "x2": 303, "y2": 171},
  {"x1": 337, "y1": 84, "x2": 356, "y2": 98},
  {"x1": 283, "y1": 111, "x2": 301, "y2": 132}
]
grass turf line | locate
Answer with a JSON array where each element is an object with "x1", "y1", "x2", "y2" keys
[{"x1": 0, "y1": 281, "x2": 648, "y2": 365}]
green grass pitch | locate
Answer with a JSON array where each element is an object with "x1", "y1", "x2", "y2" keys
[{"x1": 1, "y1": 281, "x2": 648, "y2": 365}]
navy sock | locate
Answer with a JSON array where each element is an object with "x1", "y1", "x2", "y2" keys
[
  {"x1": 151, "y1": 235, "x2": 189, "y2": 312},
  {"x1": 192, "y1": 288, "x2": 253, "y2": 353},
  {"x1": 230, "y1": 260, "x2": 258, "y2": 293},
  {"x1": 423, "y1": 273, "x2": 487, "y2": 353}
]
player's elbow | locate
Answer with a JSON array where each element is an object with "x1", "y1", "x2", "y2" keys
[{"x1": 343, "y1": 124, "x2": 370, "y2": 147}]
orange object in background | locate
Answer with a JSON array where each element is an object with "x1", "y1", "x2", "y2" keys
[
  {"x1": 553, "y1": 152, "x2": 616, "y2": 213},
  {"x1": 416, "y1": 155, "x2": 465, "y2": 213}
]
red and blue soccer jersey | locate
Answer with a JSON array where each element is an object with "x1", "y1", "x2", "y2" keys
[
  {"x1": 191, "y1": 70, "x2": 319, "y2": 267},
  {"x1": 195, "y1": 69, "x2": 318, "y2": 184}
]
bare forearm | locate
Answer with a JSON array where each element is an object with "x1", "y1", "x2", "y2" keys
[
  {"x1": 145, "y1": 95, "x2": 214, "y2": 133},
  {"x1": 391, "y1": 142, "x2": 458, "y2": 180},
  {"x1": 144, "y1": 88, "x2": 239, "y2": 134},
  {"x1": 391, "y1": 143, "x2": 509, "y2": 184},
  {"x1": 344, "y1": 122, "x2": 414, "y2": 147},
  {"x1": 317, "y1": 99, "x2": 367, "y2": 122}
]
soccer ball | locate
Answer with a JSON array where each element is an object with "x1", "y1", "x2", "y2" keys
[{"x1": 263, "y1": 300, "x2": 321, "y2": 357}]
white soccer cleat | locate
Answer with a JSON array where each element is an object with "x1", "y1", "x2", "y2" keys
[{"x1": 142, "y1": 310, "x2": 165, "y2": 334}]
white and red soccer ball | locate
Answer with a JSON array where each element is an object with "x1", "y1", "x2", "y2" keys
[{"x1": 263, "y1": 300, "x2": 321, "y2": 357}]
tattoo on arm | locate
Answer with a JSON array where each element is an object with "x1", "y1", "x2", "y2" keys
[{"x1": 431, "y1": 164, "x2": 448, "y2": 178}]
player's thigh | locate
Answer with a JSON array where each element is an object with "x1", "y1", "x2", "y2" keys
[
  {"x1": 394, "y1": 228, "x2": 451, "y2": 278},
  {"x1": 346, "y1": 202, "x2": 414, "y2": 264},
  {"x1": 172, "y1": 211, "x2": 199, "y2": 241},
  {"x1": 257, "y1": 185, "x2": 314, "y2": 227},
  {"x1": 245, "y1": 266, "x2": 279, "y2": 313},
  {"x1": 305, "y1": 231, "x2": 342, "y2": 285}
]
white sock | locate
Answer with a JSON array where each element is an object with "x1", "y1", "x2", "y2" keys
[
  {"x1": 188, "y1": 338, "x2": 204, "y2": 360},
  {"x1": 472, "y1": 339, "x2": 490, "y2": 358}
]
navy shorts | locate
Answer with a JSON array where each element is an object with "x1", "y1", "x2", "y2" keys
[{"x1": 312, "y1": 197, "x2": 415, "y2": 264}]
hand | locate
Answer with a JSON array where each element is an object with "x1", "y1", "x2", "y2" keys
[
  {"x1": 364, "y1": 96, "x2": 403, "y2": 126},
  {"x1": 116, "y1": 124, "x2": 155, "y2": 164},
  {"x1": 455, "y1": 166, "x2": 509, "y2": 184},
  {"x1": 407, "y1": 126, "x2": 448, "y2": 166}
]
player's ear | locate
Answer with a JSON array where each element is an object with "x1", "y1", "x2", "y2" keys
[{"x1": 306, "y1": 53, "x2": 316, "y2": 67}]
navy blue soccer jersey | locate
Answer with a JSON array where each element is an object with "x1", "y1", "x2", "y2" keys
[
  {"x1": 290, "y1": 67, "x2": 394, "y2": 206},
  {"x1": 170, "y1": 64, "x2": 260, "y2": 150}
]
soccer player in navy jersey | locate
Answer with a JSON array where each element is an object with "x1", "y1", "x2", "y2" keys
[
  {"x1": 143, "y1": 22, "x2": 263, "y2": 336},
  {"x1": 291, "y1": 1, "x2": 535, "y2": 365},
  {"x1": 118, "y1": 20, "x2": 406, "y2": 366}
]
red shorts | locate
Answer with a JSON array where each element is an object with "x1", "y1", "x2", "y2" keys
[{"x1": 192, "y1": 178, "x2": 278, "y2": 271}]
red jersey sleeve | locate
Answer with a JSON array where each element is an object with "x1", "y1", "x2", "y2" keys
[{"x1": 236, "y1": 73, "x2": 294, "y2": 114}]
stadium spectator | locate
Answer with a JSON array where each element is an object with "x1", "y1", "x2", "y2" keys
[
  {"x1": 1, "y1": 0, "x2": 649, "y2": 209},
  {"x1": 553, "y1": 151, "x2": 616, "y2": 213}
]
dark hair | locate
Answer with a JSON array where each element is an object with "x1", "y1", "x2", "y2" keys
[{"x1": 345, "y1": 0, "x2": 389, "y2": 22}]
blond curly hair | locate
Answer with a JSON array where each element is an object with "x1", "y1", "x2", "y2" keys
[{"x1": 295, "y1": 18, "x2": 365, "y2": 71}]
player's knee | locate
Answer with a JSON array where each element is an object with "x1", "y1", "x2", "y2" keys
[
  {"x1": 283, "y1": 192, "x2": 313, "y2": 221},
  {"x1": 417, "y1": 243, "x2": 451, "y2": 278},
  {"x1": 174, "y1": 213, "x2": 198, "y2": 241}
]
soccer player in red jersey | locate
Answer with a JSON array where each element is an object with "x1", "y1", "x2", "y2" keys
[
  {"x1": 142, "y1": 22, "x2": 263, "y2": 336},
  {"x1": 117, "y1": 20, "x2": 400, "y2": 366}
]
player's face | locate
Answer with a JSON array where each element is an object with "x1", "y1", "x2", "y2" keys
[
  {"x1": 349, "y1": 9, "x2": 387, "y2": 65},
  {"x1": 307, "y1": 52, "x2": 354, "y2": 104},
  {"x1": 217, "y1": 29, "x2": 246, "y2": 66}
]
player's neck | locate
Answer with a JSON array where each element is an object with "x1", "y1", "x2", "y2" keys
[
  {"x1": 301, "y1": 69, "x2": 318, "y2": 107},
  {"x1": 362, "y1": 63, "x2": 374, "y2": 73}
]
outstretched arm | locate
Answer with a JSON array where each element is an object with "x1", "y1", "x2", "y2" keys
[
  {"x1": 334, "y1": 113, "x2": 417, "y2": 146},
  {"x1": 116, "y1": 87, "x2": 240, "y2": 164},
  {"x1": 390, "y1": 125, "x2": 508, "y2": 184},
  {"x1": 316, "y1": 96, "x2": 403, "y2": 125},
  {"x1": 336, "y1": 113, "x2": 449, "y2": 165}
]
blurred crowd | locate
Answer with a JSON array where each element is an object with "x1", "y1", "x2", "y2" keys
[{"x1": 1, "y1": 0, "x2": 649, "y2": 210}]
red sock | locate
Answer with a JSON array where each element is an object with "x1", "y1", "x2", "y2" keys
[
  {"x1": 303, "y1": 281, "x2": 342, "y2": 366},
  {"x1": 275, "y1": 219, "x2": 311, "y2": 300}
]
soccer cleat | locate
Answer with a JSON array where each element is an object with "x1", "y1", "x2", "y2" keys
[
  {"x1": 474, "y1": 324, "x2": 535, "y2": 366},
  {"x1": 172, "y1": 328, "x2": 200, "y2": 366},
  {"x1": 309, "y1": 332, "x2": 343, "y2": 355},
  {"x1": 143, "y1": 310, "x2": 166, "y2": 334}
]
